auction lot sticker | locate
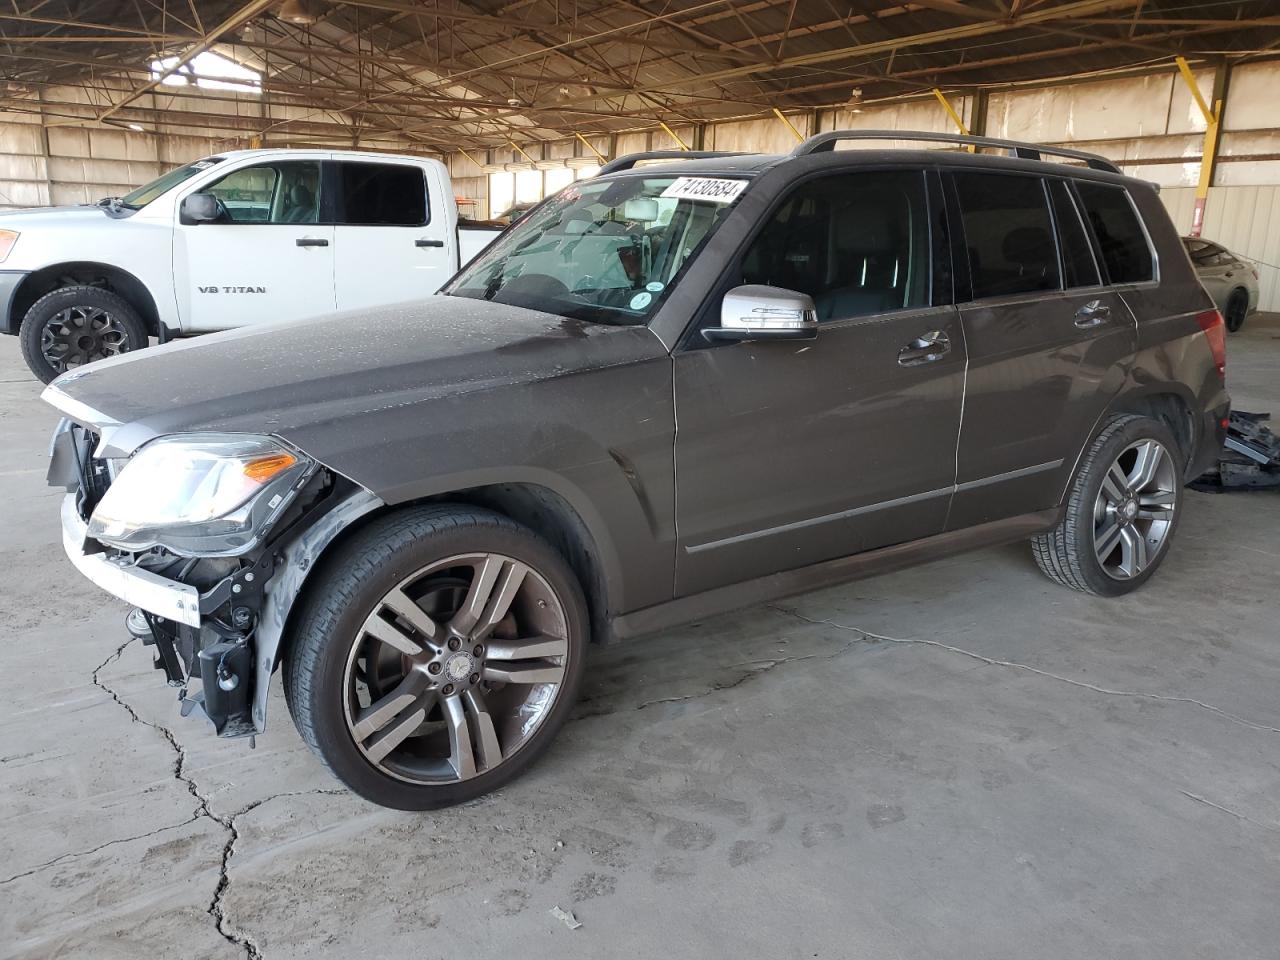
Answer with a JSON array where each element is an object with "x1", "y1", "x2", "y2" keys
[{"x1": 660, "y1": 177, "x2": 748, "y2": 204}]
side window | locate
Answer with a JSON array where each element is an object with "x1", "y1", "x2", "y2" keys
[
  {"x1": 741, "y1": 170, "x2": 931, "y2": 322},
  {"x1": 1048, "y1": 179, "x2": 1100, "y2": 288},
  {"x1": 1074, "y1": 181, "x2": 1153, "y2": 284},
  {"x1": 953, "y1": 172, "x2": 1060, "y2": 299},
  {"x1": 338, "y1": 163, "x2": 428, "y2": 226},
  {"x1": 198, "y1": 161, "x2": 320, "y2": 224}
]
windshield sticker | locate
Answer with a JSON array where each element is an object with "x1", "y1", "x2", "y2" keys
[
  {"x1": 660, "y1": 177, "x2": 747, "y2": 204},
  {"x1": 629, "y1": 291, "x2": 653, "y2": 310},
  {"x1": 645, "y1": 281, "x2": 664, "y2": 292}
]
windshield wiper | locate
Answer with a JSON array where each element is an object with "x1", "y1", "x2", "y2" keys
[{"x1": 95, "y1": 196, "x2": 135, "y2": 212}]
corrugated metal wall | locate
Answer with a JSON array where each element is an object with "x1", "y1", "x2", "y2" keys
[
  {"x1": 1161, "y1": 185, "x2": 1280, "y2": 311},
  {"x1": 4, "y1": 60, "x2": 1280, "y2": 306}
]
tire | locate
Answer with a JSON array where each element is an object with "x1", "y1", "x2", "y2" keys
[
  {"x1": 19, "y1": 285, "x2": 148, "y2": 384},
  {"x1": 1224, "y1": 288, "x2": 1249, "y2": 333},
  {"x1": 1031, "y1": 415, "x2": 1183, "y2": 597},
  {"x1": 284, "y1": 505, "x2": 589, "y2": 810}
]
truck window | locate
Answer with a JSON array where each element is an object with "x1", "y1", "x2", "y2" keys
[
  {"x1": 741, "y1": 170, "x2": 931, "y2": 321},
  {"x1": 197, "y1": 161, "x2": 321, "y2": 224},
  {"x1": 1074, "y1": 181, "x2": 1154, "y2": 284},
  {"x1": 1048, "y1": 179, "x2": 1101, "y2": 289},
  {"x1": 120, "y1": 157, "x2": 224, "y2": 209},
  {"x1": 337, "y1": 163, "x2": 428, "y2": 226},
  {"x1": 953, "y1": 172, "x2": 1060, "y2": 299}
]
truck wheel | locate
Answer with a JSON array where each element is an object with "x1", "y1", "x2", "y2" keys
[
  {"x1": 284, "y1": 505, "x2": 589, "y2": 810},
  {"x1": 19, "y1": 285, "x2": 148, "y2": 384},
  {"x1": 1031, "y1": 415, "x2": 1183, "y2": 597},
  {"x1": 1224, "y1": 288, "x2": 1248, "y2": 333}
]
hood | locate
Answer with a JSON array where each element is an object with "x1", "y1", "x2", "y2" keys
[
  {"x1": 44, "y1": 294, "x2": 664, "y2": 459},
  {"x1": 0, "y1": 205, "x2": 120, "y2": 226}
]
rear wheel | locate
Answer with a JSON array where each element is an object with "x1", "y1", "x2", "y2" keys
[
  {"x1": 1224, "y1": 288, "x2": 1249, "y2": 333},
  {"x1": 1032, "y1": 415, "x2": 1182, "y2": 597},
  {"x1": 19, "y1": 285, "x2": 148, "y2": 383},
  {"x1": 284, "y1": 505, "x2": 588, "y2": 810}
]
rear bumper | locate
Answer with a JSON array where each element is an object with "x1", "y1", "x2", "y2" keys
[{"x1": 1189, "y1": 397, "x2": 1231, "y2": 480}]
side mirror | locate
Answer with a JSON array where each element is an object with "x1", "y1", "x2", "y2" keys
[
  {"x1": 180, "y1": 193, "x2": 222, "y2": 225},
  {"x1": 704, "y1": 284, "x2": 818, "y2": 343}
]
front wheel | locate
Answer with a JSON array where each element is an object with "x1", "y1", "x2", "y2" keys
[
  {"x1": 1032, "y1": 415, "x2": 1183, "y2": 597},
  {"x1": 19, "y1": 285, "x2": 148, "y2": 383},
  {"x1": 284, "y1": 506, "x2": 589, "y2": 810}
]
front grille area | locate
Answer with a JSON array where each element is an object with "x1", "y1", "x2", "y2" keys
[{"x1": 72, "y1": 426, "x2": 112, "y2": 521}]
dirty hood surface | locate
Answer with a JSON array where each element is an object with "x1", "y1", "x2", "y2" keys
[{"x1": 47, "y1": 294, "x2": 662, "y2": 459}]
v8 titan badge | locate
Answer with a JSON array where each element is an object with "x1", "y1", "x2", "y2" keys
[{"x1": 659, "y1": 177, "x2": 748, "y2": 204}]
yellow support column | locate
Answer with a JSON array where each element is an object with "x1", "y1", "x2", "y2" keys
[
  {"x1": 574, "y1": 131, "x2": 607, "y2": 163},
  {"x1": 658, "y1": 121, "x2": 691, "y2": 151},
  {"x1": 772, "y1": 107, "x2": 806, "y2": 144},
  {"x1": 933, "y1": 88, "x2": 973, "y2": 151},
  {"x1": 1176, "y1": 57, "x2": 1224, "y2": 238}
]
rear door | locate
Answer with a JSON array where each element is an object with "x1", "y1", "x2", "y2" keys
[
  {"x1": 331, "y1": 160, "x2": 452, "y2": 311},
  {"x1": 945, "y1": 170, "x2": 1136, "y2": 530},
  {"x1": 673, "y1": 168, "x2": 965, "y2": 596},
  {"x1": 173, "y1": 156, "x2": 334, "y2": 331}
]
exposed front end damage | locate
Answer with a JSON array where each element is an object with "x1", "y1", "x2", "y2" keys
[{"x1": 49, "y1": 416, "x2": 383, "y2": 739}]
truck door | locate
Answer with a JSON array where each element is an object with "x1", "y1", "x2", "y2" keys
[
  {"x1": 173, "y1": 157, "x2": 335, "y2": 332},
  {"x1": 331, "y1": 160, "x2": 454, "y2": 311}
]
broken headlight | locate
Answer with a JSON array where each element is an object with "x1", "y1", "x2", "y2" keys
[{"x1": 87, "y1": 435, "x2": 312, "y2": 557}]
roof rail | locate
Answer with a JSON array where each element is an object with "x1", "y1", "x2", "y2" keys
[
  {"x1": 597, "y1": 150, "x2": 748, "y2": 176},
  {"x1": 791, "y1": 130, "x2": 1120, "y2": 174}
]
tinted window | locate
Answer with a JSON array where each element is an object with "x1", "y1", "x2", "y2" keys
[
  {"x1": 742, "y1": 170, "x2": 931, "y2": 321},
  {"x1": 339, "y1": 163, "x2": 427, "y2": 226},
  {"x1": 198, "y1": 161, "x2": 320, "y2": 224},
  {"x1": 1048, "y1": 179, "x2": 1100, "y2": 288},
  {"x1": 1183, "y1": 238, "x2": 1229, "y2": 267},
  {"x1": 953, "y1": 172, "x2": 1059, "y2": 299},
  {"x1": 1074, "y1": 181, "x2": 1153, "y2": 283}
]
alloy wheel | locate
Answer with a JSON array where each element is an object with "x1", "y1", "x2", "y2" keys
[
  {"x1": 1093, "y1": 438, "x2": 1178, "y2": 580},
  {"x1": 40, "y1": 305, "x2": 129, "y2": 372},
  {"x1": 342, "y1": 552, "x2": 570, "y2": 784}
]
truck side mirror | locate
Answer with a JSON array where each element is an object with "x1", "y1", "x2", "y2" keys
[
  {"x1": 180, "y1": 193, "x2": 222, "y2": 225},
  {"x1": 703, "y1": 284, "x2": 818, "y2": 343}
]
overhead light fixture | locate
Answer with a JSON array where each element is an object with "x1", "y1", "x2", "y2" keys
[
  {"x1": 128, "y1": 123, "x2": 145, "y2": 132},
  {"x1": 277, "y1": 0, "x2": 319, "y2": 25}
]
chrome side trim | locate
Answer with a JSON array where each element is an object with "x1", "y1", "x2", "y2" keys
[
  {"x1": 686, "y1": 485, "x2": 954, "y2": 554},
  {"x1": 60, "y1": 494, "x2": 201, "y2": 627},
  {"x1": 686, "y1": 458, "x2": 1063, "y2": 555},
  {"x1": 953, "y1": 458, "x2": 1063, "y2": 492}
]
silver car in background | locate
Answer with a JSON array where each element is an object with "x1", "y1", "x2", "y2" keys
[{"x1": 1183, "y1": 236, "x2": 1260, "y2": 332}]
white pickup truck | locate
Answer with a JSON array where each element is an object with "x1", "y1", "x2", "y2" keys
[{"x1": 0, "y1": 148, "x2": 503, "y2": 381}]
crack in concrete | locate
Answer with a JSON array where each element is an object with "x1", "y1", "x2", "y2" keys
[
  {"x1": 0, "y1": 814, "x2": 203, "y2": 885},
  {"x1": 1180, "y1": 790, "x2": 1280, "y2": 834},
  {"x1": 773, "y1": 607, "x2": 1280, "y2": 736},
  {"x1": 89, "y1": 636, "x2": 343, "y2": 959},
  {"x1": 635, "y1": 635, "x2": 864, "y2": 710}
]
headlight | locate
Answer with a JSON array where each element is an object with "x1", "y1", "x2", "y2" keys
[
  {"x1": 88, "y1": 435, "x2": 313, "y2": 556},
  {"x1": 0, "y1": 229, "x2": 17, "y2": 262}
]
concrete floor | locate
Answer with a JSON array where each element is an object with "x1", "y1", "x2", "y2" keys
[{"x1": 2, "y1": 317, "x2": 1279, "y2": 960}]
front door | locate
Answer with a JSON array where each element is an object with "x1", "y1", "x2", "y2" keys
[
  {"x1": 332, "y1": 160, "x2": 453, "y2": 311},
  {"x1": 173, "y1": 157, "x2": 335, "y2": 332},
  {"x1": 673, "y1": 169, "x2": 965, "y2": 597},
  {"x1": 945, "y1": 172, "x2": 1138, "y2": 529}
]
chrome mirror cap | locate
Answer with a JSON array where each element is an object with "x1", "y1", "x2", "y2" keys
[{"x1": 707, "y1": 284, "x2": 818, "y2": 342}]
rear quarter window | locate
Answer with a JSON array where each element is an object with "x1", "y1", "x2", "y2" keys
[{"x1": 1074, "y1": 181, "x2": 1153, "y2": 284}]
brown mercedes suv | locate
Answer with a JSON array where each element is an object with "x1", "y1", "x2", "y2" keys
[{"x1": 45, "y1": 131, "x2": 1229, "y2": 809}]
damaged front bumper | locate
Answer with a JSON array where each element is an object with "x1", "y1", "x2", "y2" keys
[{"x1": 52, "y1": 419, "x2": 385, "y2": 741}]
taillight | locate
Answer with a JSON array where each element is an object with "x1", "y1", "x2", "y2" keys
[{"x1": 1196, "y1": 309, "x2": 1226, "y2": 379}]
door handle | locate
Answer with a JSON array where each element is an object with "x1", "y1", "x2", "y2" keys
[
  {"x1": 296, "y1": 237, "x2": 329, "y2": 247},
  {"x1": 1224, "y1": 271, "x2": 1234, "y2": 278},
  {"x1": 1073, "y1": 299, "x2": 1111, "y2": 328},
  {"x1": 898, "y1": 330, "x2": 951, "y2": 366},
  {"x1": 416, "y1": 238, "x2": 445, "y2": 248}
]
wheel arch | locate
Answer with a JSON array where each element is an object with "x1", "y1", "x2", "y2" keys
[
  {"x1": 1062, "y1": 385, "x2": 1198, "y2": 500},
  {"x1": 8, "y1": 261, "x2": 161, "y2": 336}
]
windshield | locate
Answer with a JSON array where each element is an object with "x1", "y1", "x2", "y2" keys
[
  {"x1": 119, "y1": 157, "x2": 225, "y2": 209},
  {"x1": 444, "y1": 173, "x2": 747, "y2": 325}
]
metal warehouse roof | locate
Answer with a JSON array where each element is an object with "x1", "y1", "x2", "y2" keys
[{"x1": 2, "y1": 1, "x2": 1278, "y2": 151}]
